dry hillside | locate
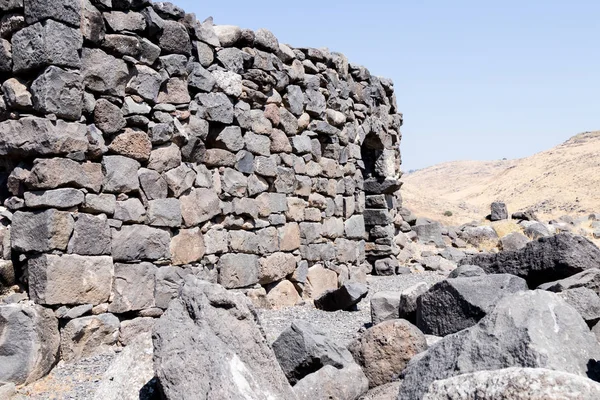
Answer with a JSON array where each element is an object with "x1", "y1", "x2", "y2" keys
[{"x1": 402, "y1": 131, "x2": 600, "y2": 225}]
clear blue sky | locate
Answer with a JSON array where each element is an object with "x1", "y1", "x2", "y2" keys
[{"x1": 174, "y1": 0, "x2": 600, "y2": 171}]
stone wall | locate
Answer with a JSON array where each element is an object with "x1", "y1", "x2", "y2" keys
[{"x1": 0, "y1": 0, "x2": 402, "y2": 316}]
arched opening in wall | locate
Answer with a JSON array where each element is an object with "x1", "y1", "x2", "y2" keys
[{"x1": 360, "y1": 132, "x2": 385, "y2": 181}]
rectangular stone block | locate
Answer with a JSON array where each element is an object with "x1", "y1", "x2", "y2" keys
[
  {"x1": 67, "y1": 213, "x2": 111, "y2": 256},
  {"x1": 108, "y1": 262, "x2": 156, "y2": 313},
  {"x1": 363, "y1": 209, "x2": 393, "y2": 226},
  {"x1": 28, "y1": 254, "x2": 114, "y2": 305},
  {"x1": 12, "y1": 20, "x2": 82, "y2": 73},
  {"x1": 218, "y1": 254, "x2": 259, "y2": 289},
  {"x1": 24, "y1": 188, "x2": 84, "y2": 209},
  {"x1": 27, "y1": 157, "x2": 103, "y2": 193},
  {"x1": 11, "y1": 209, "x2": 74, "y2": 253},
  {"x1": 0, "y1": 118, "x2": 89, "y2": 157},
  {"x1": 111, "y1": 225, "x2": 170, "y2": 262}
]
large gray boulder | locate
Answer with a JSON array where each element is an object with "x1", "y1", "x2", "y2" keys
[
  {"x1": 272, "y1": 320, "x2": 368, "y2": 400},
  {"x1": 539, "y1": 268, "x2": 600, "y2": 294},
  {"x1": 398, "y1": 290, "x2": 600, "y2": 400},
  {"x1": 293, "y1": 363, "x2": 369, "y2": 400},
  {"x1": 81, "y1": 48, "x2": 129, "y2": 96},
  {"x1": 423, "y1": 368, "x2": 600, "y2": 400},
  {"x1": 0, "y1": 303, "x2": 60, "y2": 385},
  {"x1": 153, "y1": 276, "x2": 297, "y2": 400},
  {"x1": 461, "y1": 234, "x2": 600, "y2": 287},
  {"x1": 556, "y1": 287, "x2": 600, "y2": 326},
  {"x1": 416, "y1": 274, "x2": 528, "y2": 336},
  {"x1": 398, "y1": 282, "x2": 431, "y2": 324},
  {"x1": 93, "y1": 333, "x2": 155, "y2": 400}
]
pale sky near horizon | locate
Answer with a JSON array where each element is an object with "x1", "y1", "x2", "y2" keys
[{"x1": 174, "y1": 0, "x2": 600, "y2": 171}]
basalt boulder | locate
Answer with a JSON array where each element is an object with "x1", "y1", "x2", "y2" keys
[
  {"x1": 398, "y1": 290, "x2": 600, "y2": 400},
  {"x1": 461, "y1": 234, "x2": 600, "y2": 287},
  {"x1": 153, "y1": 276, "x2": 297, "y2": 400}
]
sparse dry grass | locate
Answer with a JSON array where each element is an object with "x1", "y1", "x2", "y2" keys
[
  {"x1": 402, "y1": 131, "x2": 600, "y2": 225},
  {"x1": 489, "y1": 220, "x2": 523, "y2": 238}
]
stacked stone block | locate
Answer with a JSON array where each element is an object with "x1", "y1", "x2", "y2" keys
[{"x1": 0, "y1": 0, "x2": 402, "y2": 369}]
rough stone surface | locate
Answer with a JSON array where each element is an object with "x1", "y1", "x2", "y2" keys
[
  {"x1": 108, "y1": 129, "x2": 152, "y2": 162},
  {"x1": 12, "y1": 21, "x2": 82, "y2": 73},
  {"x1": 60, "y1": 314, "x2": 120, "y2": 362},
  {"x1": 218, "y1": 253, "x2": 259, "y2": 289},
  {"x1": 180, "y1": 188, "x2": 220, "y2": 227},
  {"x1": 109, "y1": 263, "x2": 156, "y2": 313},
  {"x1": 153, "y1": 277, "x2": 297, "y2": 399},
  {"x1": 416, "y1": 274, "x2": 528, "y2": 336},
  {"x1": 371, "y1": 291, "x2": 401, "y2": 325},
  {"x1": 305, "y1": 264, "x2": 338, "y2": 299},
  {"x1": 557, "y1": 287, "x2": 600, "y2": 326},
  {"x1": 82, "y1": 48, "x2": 129, "y2": 96},
  {"x1": 102, "y1": 156, "x2": 141, "y2": 193},
  {"x1": 67, "y1": 213, "x2": 111, "y2": 256},
  {"x1": 272, "y1": 320, "x2": 368, "y2": 400},
  {"x1": 349, "y1": 319, "x2": 427, "y2": 388},
  {"x1": 398, "y1": 290, "x2": 600, "y2": 400},
  {"x1": 461, "y1": 234, "x2": 600, "y2": 287},
  {"x1": 170, "y1": 228, "x2": 205, "y2": 265},
  {"x1": 490, "y1": 201, "x2": 508, "y2": 221},
  {"x1": 93, "y1": 333, "x2": 154, "y2": 400},
  {"x1": 24, "y1": 188, "x2": 84, "y2": 209},
  {"x1": 11, "y1": 209, "x2": 74, "y2": 253},
  {"x1": 28, "y1": 254, "x2": 114, "y2": 306},
  {"x1": 31, "y1": 66, "x2": 83, "y2": 120},
  {"x1": 0, "y1": 118, "x2": 89, "y2": 157},
  {"x1": 111, "y1": 225, "x2": 170, "y2": 262},
  {"x1": 259, "y1": 252, "x2": 297, "y2": 285},
  {"x1": 314, "y1": 282, "x2": 369, "y2": 311},
  {"x1": 398, "y1": 282, "x2": 430, "y2": 323},
  {"x1": 0, "y1": 303, "x2": 60, "y2": 385},
  {"x1": 26, "y1": 158, "x2": 103, "y2": 192},
  {"x1": 422, "y1": 368, "x2": 600, "y2": 400}
]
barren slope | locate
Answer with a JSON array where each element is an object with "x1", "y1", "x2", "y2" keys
[{"x1": 402, "y1": 131, "x2": 600, "y2": 225}]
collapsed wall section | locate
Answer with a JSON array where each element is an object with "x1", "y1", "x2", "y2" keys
[{"x1": 0, "y1": 0, "x2": 403, "y2": 314}]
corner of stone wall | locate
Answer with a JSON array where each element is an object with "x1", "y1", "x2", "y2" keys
[{"x1": 0, "y1": 0, "x2": 403, "y2": 375}]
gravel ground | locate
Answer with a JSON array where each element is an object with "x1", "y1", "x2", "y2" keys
[
  {"x1": 14, "y1": 352, "x2": 117, "y2": 400},
  {"x1": 15, "y1": 272, "x2": 445, "y2": 399},
  {"x1": 258, "y1": 271, "x2": 445, "y2": 347}
]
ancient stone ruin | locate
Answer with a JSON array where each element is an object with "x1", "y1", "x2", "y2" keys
[{"x1": 0, "y1": 0, "x2": 403, "y2": 385}]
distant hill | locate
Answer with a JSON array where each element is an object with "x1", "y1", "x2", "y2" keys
[{"x1": 401, "y1": 131, "x2": 600, "y2": 225}]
